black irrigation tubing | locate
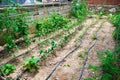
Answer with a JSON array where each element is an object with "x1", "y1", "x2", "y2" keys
[
  {"x1": 45, "y1": 40, "x2": 82, "y2": 80},
  {"x1": 16, "y1": 69, "x2": 27, "y2": 80},
  {"x1": 78, "y1": 27, "x2": 100, "y2": 80}
]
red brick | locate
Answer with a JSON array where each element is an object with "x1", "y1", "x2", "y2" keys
[{"x1": 87, "y1": 0, "x2": 120, "y2": 5}]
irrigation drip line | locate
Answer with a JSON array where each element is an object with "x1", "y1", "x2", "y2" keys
[
  {"x1": 16, "y1": 69, "x2": 27, "y2": 80},
  {"x1": 78, "y1": 27, "x2": 100, "y2": 80},
  {"x1": 45, "y1": 40, "x2": 82, "y2": 80}
]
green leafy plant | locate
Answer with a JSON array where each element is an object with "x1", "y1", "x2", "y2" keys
[
  {"x1": 84, "y1": 65, "x2": 99, "y2": 80},
  {"x1": 92, "y1": 34, "x2": 97, "y2": 40},
  {"x1": 84, "y1": 78, "x2": 93, "y2": 80},
  {"x1": 88, "y1": 64, "x2": 99, "y2": 72},
  {"x1": 97, "y1": 50, "x2": 120, "y2": 80},
  {"x1": 0, "y1": 64, "x2": 16, "y2": 75},
  {"x1": 71, "y1": 76, "x2": 76, "y2": 80},
  {"x1": 0, "y1": 4, "x2": 30, "y2": 53},
  {"x1": 108, "y1": 13, "x2": 120, "y2": 80},
  {"x1": 109, "y1": 14, "x2": 120, "y2": 40},
  {"x1": 63, "y1": 34, "x2": 68, "y2": 43},
  {"x1": 70, "y1": 0, "x2": 87, "y2": 22},
  {"x1": 63, "y1": 64, "x2": 71, "y2": 67},
  {"x1": 51, "y1": 40, "x2": 57, "y2": 50},
  {"x1": 78, "y1": 52, "x2": 85, "y2": 59},
  {"x1": 23, "y1": 56, "x2": 39, "y2": 71},
  {"x1": 35, "y1": 12, "x2": 69, "y2": 37}
]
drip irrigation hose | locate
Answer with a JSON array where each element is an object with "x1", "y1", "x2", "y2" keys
[
  {"x1": 78, "y1": 27, "x2": 100, "y2": 80},
  {"x1": 45, "y1": 40, "x2": 82, "y2": 80}
]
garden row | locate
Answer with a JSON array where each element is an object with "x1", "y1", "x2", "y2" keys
[
  {"x1": 84, "y1": 11, "x2": 120, "y2": 80},
  {"x1": 0, "y1": 0, "x2": 88, "y2": 79}
]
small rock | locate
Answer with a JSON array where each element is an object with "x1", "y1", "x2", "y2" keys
[
  {"x1": 109, "y1": 8, "x2": 116, "y2": 13},
  {"x1": 0, "y1": 46, "x2": 3, "y2": 51},
  {"x1": 101, "y1": 16, "x2": 107, "y2": 19},
  {"x1": 97, "y1": 7, "x2": 102, "y2": 10}
]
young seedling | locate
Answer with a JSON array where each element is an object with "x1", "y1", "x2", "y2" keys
[
  {"x1": 71, "y1": 76, "x2": 75, "y2": 80},
  {"x1": 84, "y1": 64, "x2": 100, "y2": 80},
  {"x1": 23, "y1": 56, "x2": 39, "y2": 71},
  {"x1": 78, "y1": 52, "x2": 85, "y2": 59},
  {"x1": 92, "y1": 34, "x2": 97, "y2": 40},
  {"x1": 63, "y1": 35, "x2": 68, "y2": 43},
  {"x1": 63, "y1": 64, "x2": 71, "y2": 67},
  {"x1": 51, "y1": 40, "x2": 57, "y2": 56},
  {"x1": 0, "y1": 64, "x2": 16, "y2": 75},
  {"x1": 88, "y1": 64, "x2": 99, "y2": 71}
]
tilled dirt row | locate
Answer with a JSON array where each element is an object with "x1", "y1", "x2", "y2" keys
[
  {"x1": 14, "y1": 18, "x2": 102, "y2": 80},
  {"x1": 81, "y1": 21, "x2": 115, "y2": 80},
  {"x1": 7, "y1": 18, "x2": 97, "y2": 80},
  {"x1": 15, "y1": 18, "x2": 98, "y2": 80},
  {"x1": 48, "y1": 19, "x2": 105, "y2": 80}
]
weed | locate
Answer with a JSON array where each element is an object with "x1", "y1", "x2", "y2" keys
[
  {"x1": 71, "y1": 76, "x2": 76, "y2": 80},
  {"x1": 88, "y1": 64, "x2": 99, "y2": 72},
  {"x1": 84, "y1": 64, "x2": 100, "y2": 80},
  {"x1": 51, "y1": 40, "x2": 57, "y2": 50},
  {"x1": 84, "y1": 78, "x2": 93, "y2": 80},
  {"x1": 97, "y1": 50, "x2": 120, "y2": 80},
  {"x1": 109, "y1": 14, "x2": 120, "y2": 40},
  {"x1": 63, "y1": 64, "x2": 71, "y2": 67},
  {"x1": 78, "y1": 52, "x2": 85, "y2": 59},
  {"x1": 39, "y1": 50, "x2": 43, "y2": 55},
  {"x1": 63, "y1": 35, "x2": 68, "y2": 43},
  {"x1": 92, "y1": 34, "x2": 97, "y2": 40}
]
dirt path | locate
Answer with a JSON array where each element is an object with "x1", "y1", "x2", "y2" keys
[{"x1": 81, "y1": 21, "x2": 115, "y2": 80}]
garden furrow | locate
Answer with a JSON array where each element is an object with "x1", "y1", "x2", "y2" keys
[
  {"x1": 17, "y1": 18, "x2": 99, "y2": 80},
  {"x1": 81, "y1": 21, "x2": 115, "y2": 80},
  {"x1": 47, "y1": 19, "x2": 105, "y2": 80},
  {"x1": 0, "y1": 18, "x2": 79, "y2": 66},
  {"x1": 7, "y1": 18, "x2": 97, "y2": 80}
]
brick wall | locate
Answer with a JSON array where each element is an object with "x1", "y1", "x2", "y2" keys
[{"x1": 87, "y1": 0, "x2": 120, "y2": 5}]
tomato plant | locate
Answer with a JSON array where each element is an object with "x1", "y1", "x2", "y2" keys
[
  {"x1": 0, "y1": 4, "x2": 30, "y2": 53},
  {"x1": 35, "y1": 12, "x2": 69, "y2": 37}
]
